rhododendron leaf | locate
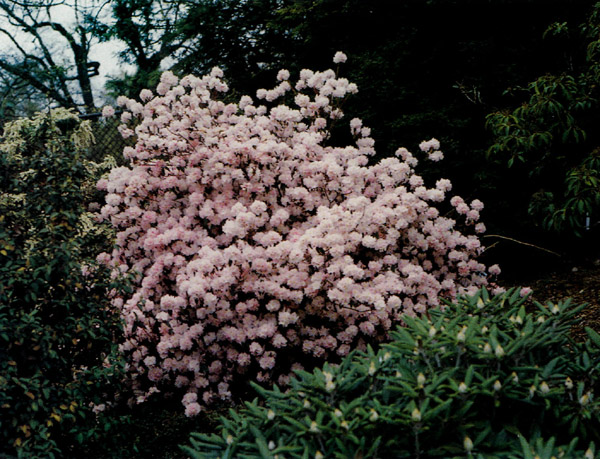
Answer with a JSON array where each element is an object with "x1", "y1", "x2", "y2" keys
[{"x1": 586, "y1": 327, "x2": 600, "y2": 348}]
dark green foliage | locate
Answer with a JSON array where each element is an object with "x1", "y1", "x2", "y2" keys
[
  {"x1": 184, "y1": 289, "x2": 600, "y2": 458},
  {"x1": 0, "y1": 109, "x2": 129, "y2": 457},
  {"x1": 487, "y1": 2, "x2": 600, "y2": 236}
]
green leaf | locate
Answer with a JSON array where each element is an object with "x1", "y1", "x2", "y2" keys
[{"x1": 585, "y1": 327, "x2": 600, "y2": 347}]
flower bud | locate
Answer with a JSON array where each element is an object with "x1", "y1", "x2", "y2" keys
[
  {"x1": 464, "y1": 436, "x2": 474, "y2": 452},
  {"x1": 458, "y1": 382, "x2": 468, "y2": 393},
  {"x1": 565, "y1": 377, "x2": 573, "y2": 389},
  {"x1": 267, "y1": 409, "x2": 275, "y2": 420},
  {"x1": 411, "y1": 408, "x2": 422, "y2": 422},
  {"x1": 493, "y1": 380, "x2": 502, "y2": 391},
  {"x1": 456, "y1": 326, "x2": 467, "y2": 342},
  {"x1": 417, "y1": 373, "x2": 426, "y2": 387},
  {"x1": 368, "y1": 361, "x2": 376, "y2": 376},
  {"x1": 369, "y1": 409, "x2": 379, "y2": 422},
  {"x1": 539, "y1": 381, "x2": 550, "y2": 394},
  {"x1": 529, "y1": 385, "x2": 536, "y2": 397},
  {"x1": 494, "y1": 344, "x2": 505, "y2": 358}
]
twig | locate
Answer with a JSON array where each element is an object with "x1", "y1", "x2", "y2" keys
[{"x1": 482, "y1": 234, "x2": 561, "y2": 257}]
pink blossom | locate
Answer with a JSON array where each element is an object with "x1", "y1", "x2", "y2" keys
[
  {"x1": 419, "y1": 138, "x2": 440, "y2": 152},
  {"x1": 184, "y1": 402, "x2": 202, "y2": 417},
  {"x1": 520, "y1": 287, "x2": 533, "y2": 297},
  {"x1": 489, "y1": 264, "x2": 501, "y2": 276},
  {"x1": 333, "y1": 51, "x2": 347, "y2": 64},
  {"x1": 102, "y1": 105, "x2": 115, "y2": 118}
]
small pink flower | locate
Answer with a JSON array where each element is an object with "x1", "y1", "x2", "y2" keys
[
  {"x1": 520, "y1": 287, "x2": 533, "y2": 297},
  {"x1": 102, "y1": 105, "x2": 115, "y2": 118},
  {"x1": 333, "y1": 51, "x2": 347, "y2": 64},
  {"x1": 489, "y1": 264, "x2": 501, "y2": 276},
  {"x1": 184, "y1": 402, "x2": 202, "y2": 417}
]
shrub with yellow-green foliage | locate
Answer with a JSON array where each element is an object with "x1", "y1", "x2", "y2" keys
[{"x1": 0, "y1": 109, "x2": 129, "y2": 458}]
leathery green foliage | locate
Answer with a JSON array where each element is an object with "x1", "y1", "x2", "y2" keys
[{"x1": 184, "y1": 288, "x2": 600, "y2": 458}]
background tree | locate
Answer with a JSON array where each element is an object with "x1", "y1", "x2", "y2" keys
[
  {"x1": 0, "y1": 0, "x2": 106, "y2": 114},
  {"x1": 99, "y1": 0, "x2": 194, "y2": 98},
  {"x1": 487, "y1": 2, "x2": 600, "y2": 239}
]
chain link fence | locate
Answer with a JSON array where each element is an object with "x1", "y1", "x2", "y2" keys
[{"x1": 80, "y1": 112, "x2": 131, "y2": 165}]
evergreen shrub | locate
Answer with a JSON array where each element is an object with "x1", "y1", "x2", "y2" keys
[{"x1": 184, "y1": 289, "x2": 600, "y2": 458}]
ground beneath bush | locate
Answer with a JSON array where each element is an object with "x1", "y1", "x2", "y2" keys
[{"x1": 499, "y1": 260, "x2": 600, "y2": 339}]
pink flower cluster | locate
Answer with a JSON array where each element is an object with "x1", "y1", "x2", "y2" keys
[{"x1": 98, "y1": 54, "x2": 500, "y2": 416}]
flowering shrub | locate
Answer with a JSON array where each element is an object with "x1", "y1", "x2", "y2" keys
[
  {"x1": 184, "y1": 289, "x2": 600, "y2": 458},
  {"x1": 99, "y1": 53, "x2": 500, "y2": 415}
]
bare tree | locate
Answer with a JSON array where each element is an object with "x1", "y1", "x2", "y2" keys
[
  {"x1": 0, "y1": 0, "x2": 108, "y2": 114},
  {"x1": 99, "y1": 0, "x2": 192, "y2": 97}
]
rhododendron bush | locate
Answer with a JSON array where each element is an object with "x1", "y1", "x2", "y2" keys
[{"x1": 98, "y1": 53, "x2": 500, "y2": 416}]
